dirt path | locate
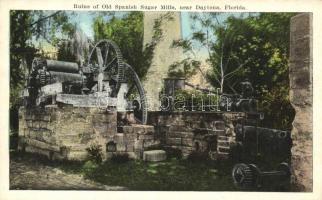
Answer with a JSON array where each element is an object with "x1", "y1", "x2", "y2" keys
[{"x1": 10, "y1": 155, "x2": 126, "y2": 190}]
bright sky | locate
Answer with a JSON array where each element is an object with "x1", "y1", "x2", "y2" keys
[
  {"x1": 70, "y1": 11, "x2": 247, "y2": 39},
  {"x1": 36, "y1": 11, "x2": 249, "y2": 57}
]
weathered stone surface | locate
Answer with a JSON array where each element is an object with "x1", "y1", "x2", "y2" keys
[
  {"x1": 18, "y1": 106, "x2": 118, "y2": 161},
  {"x1": 25, "y1": 145, "x2": 52, "y2": 158},
  {"x1": 67, "y1": 151, "x2": 88, "y2": 161},
  {"x1": 166, "y1": 137, "x2": 182, "y2": 145},
  {"x1": 56, "y1": 93, "x2": 117, "y2": 108},
  {"x1": 289, "y1": 13, "x2": 313, "y2": 192},
  {"x1": 123, "y1": 125, "x2": 134, "y2": 134},
  {"x1": 114, "y1": 133, "x2": 126, "y2": 152},
  {"x1": 143, "y1": 12, "x2": 183, "y2": 111},
  {"x1": 169, "y1": 125, "x2": 192, "y2": 132},
  {"x1": 21, "y1": 137, "x2": 60, "y2": 152},
  {"x1": 138, "y1": 134, "x2": 154, "y2": 140},
  {"x1": 143, "y1": 150, "x2": 167, "y2": 162},
  {"x1": 143, "y1": 140, "x2": 160, "y2": 148},
  {"x1": 181, "y1": 138, "x2": 193, "y2": 147}
]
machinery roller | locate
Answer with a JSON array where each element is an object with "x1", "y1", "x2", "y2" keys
[{"x1": 46, "y1": 59, "x2": 79, "y2": 73}]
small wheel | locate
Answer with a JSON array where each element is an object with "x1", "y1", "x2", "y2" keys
[
  {"x1": 277, "y1": 162, "x2": 291, "y2": 187},
  {"x1": 232, "y1": 163, "x2": 256, "y2": 190}
]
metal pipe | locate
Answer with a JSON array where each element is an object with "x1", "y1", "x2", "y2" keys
[{"x1": 46, "y1": 59, "x2": 79, "y2": 73}]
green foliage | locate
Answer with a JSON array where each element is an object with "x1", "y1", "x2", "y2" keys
[
  {"x1": 93, "y1": 12, "x2": 172, "y2": 79},
  {"x1": 57, "y1": 41, "x2": 76, "y2": 62},
  {"x1": 10, "y1": 11, "x2": 38, "y2": 109},
  {"x1": 86, "y1": 143, "x2": 103, "y2": 163},
  {"x1": 82, "y1": 160, "x2": 99, "y2": 175},
  {"x1": 169, "y1": 89, "x2": 219, "y2": 111},
  {"x1": 173, "y1": 13, "x2": 296, "y2": 129},
  {"x1": 93, "y1": 12, "x2": 145, "y2": 77},
  {"x1": 10, "y1": 11, "x2": 75, "y2": 109},
  {"x1": 168, "y1": 58, "x2": 201, "y2": 78},
  {"x1": 86, "y1": 159, "x2": 235, "y2": 191},
  {"x1": 218, "y1": 13, "x2": 296, "y2": 129}
]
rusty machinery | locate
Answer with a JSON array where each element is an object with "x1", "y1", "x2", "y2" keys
[
  {"x1": 160, "y1": 78, "x2": 292, "y2": 190},
  {"x1": 24, "y1": 40, "x2": 147, "y2": 124}
]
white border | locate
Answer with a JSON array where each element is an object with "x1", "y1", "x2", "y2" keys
[{"x1": 0, "y1": 0, "x2": 321, "y2": 200}]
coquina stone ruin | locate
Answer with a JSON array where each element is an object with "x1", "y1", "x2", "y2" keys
[{"x1": 17, "y1": 12, "x2": 313, "y2": 191}]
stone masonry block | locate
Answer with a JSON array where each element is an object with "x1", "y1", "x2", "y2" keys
[
  {"x1": 290, "y1": 13, "x2": 311, "y2": 40},
  {"x1": 290, "y1": 37, "x2": 311, "y2": 62},
  {"x1": 123, "y1": 126, "x2": 134, "y2": 134},
  {"x1": 167, "y1": 137, "x2": 182, "y2": 146},
  {"x1": 182, "y1": 138, "x2": 193, "y2": 147},
  {"x1": 143, "y1": 150, "x2": 166, "y2": 162}
]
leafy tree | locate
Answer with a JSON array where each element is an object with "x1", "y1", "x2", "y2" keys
[
  {"x1": 10, "y1": 10, "x2": 75, "y2": 148},
  {"x1": 172, "y1": 13, "x2": 296, "y2": 129},
  {"x1": 10, "y1": 11, "x2": 37, "y2": 109},
  {"x1": 10, "y1": 10, "x2": 75, "y2": 109},
  {"x1": 93, "y1": 11, "x2": 173, "y2": 79},
  {"x1": 220, "y1": 13, "x2": 296, "y2": 129}
]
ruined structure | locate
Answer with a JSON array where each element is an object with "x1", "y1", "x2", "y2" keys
[
  {"x1": 143, "y1": 12, "x2": 183, "y2": 111},
  {"x1": 16, "y1": 13, "x2": 302, "y2": 190},
  {"x1": 18, "y1": 39, "x2": 155, "y2": 161},
  {"x1": 18, "y1": 106, "x2": 160, "y2": 160},
  {"x1": 289, "y1": 13, "x2": 313, "y2": 191}
]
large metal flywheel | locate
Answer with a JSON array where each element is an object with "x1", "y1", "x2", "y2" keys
[
  {"x1": 88, "y1": 40, "x2": 148, "y2": 124},
  {"x1": 124, "y1": 63, "x2": 148, "y2": 124},
  {"x1": 87, "y1": 39, "x2": 125, "y2": 97}
]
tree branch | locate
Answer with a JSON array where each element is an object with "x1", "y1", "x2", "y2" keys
[
  {"x1": 30, "y1": 11, "x2": 61, "y2": 27},
  {"x1": 224, "y1": 58, "x2": 250, "y2": 78}
]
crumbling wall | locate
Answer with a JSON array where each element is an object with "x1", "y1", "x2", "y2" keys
[
  {"x1": 289, "y1": 13, "x2": 313, "y2": 191},
  {"x1": 18, "y1": 105, "x2": 159, "y2": 161},
  {"x1": 120, "y1": 125, "x2": 159, "y2": 159},
  {"x1": 18, "y1": 106, "x2": 117, "y2": 161},
  {"x1": 148, "y1": 112, "x2": 242, "y2": 158}
]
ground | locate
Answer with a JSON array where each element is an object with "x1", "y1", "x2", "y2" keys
[
  {"x1": 10, "y1": 152, "x2": 126, "y2": 190},
  {"x1": 9, "y1": 151, "x2": 236, "y2": 191}
]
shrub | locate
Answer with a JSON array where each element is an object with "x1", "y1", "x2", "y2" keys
[
  {"x1": 82, "y1": 160, "x2": 98, "y2": 175},
  {"x1": 86, "y1": 143, "x2": 103, "y2": 163}
]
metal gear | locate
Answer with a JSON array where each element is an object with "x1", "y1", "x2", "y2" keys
[
  {"x1": 124, "y1": 63, "x2": 148, "y2": 124},
  {"x1": 232, "y1": 163, "x2": 256, "y2": 190},
  {"x1": 87, "y1": 39, "x2": 125, "y2": 97}
]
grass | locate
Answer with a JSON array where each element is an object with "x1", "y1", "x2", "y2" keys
[
  {"x1": 10, "y1": 151, "x2": 237, "y2": 191},
  {"x1": 85, "y1": 158, "x2": 236, "y2": 191}
]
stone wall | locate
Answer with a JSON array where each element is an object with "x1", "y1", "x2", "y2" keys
[
  {"x1": 148, "y1": 111, "x2": 243, "y2": 158},
  {"x1": 18, "y1": 106, "x2": 117, "y2": 161},
  {"x1": 18, "y1": 106, "x2": 159, "y2": 161},
  {"x1": 289, "y1": 13, "x2": 313, "y2": 191}
]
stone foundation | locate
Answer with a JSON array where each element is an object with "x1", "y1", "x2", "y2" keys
[
  {"x1": 18, "y1": 106, "x2": 243, "y2": 161},
  {"x1": 148, "y1": 111, "x2": 243, "y2": 158},
  {"x1": 18, "y1": 106, "x2": 158, "y2": 161},
  {"x1": 18, "y1": 105, "x2": 117, "y2": 161}
]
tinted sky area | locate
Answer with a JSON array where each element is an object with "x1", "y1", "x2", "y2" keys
[
  {"x1": 69, "y1": 11, "x2": 246, "y2": 39},
  {"x1": 35, "y1": 11, "x2": 250, "y2": 57},
  {"x1": 62, "y1": 11, "x2": 247, "y2": 57}
]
